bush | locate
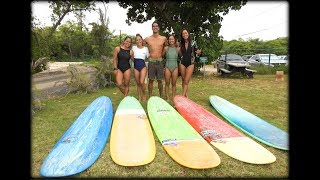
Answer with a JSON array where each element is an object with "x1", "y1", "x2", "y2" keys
[
  {"x1": 94, "y1": 58, "x2": 115, "y2": 88},
  {"x1": 31, "y1": 81, "x2": 44, "y2": 115},
  {"x1": 66, "y1": 65, "x2": 95, "y2": 94}
]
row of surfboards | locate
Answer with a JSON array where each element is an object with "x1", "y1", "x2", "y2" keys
[{"x1": 39, "y1": 95, "x2": 288, "y2": 177}]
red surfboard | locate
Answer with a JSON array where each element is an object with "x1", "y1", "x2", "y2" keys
[{"x1": 173, "y1": 95, "x2": 276, "y2": 164}]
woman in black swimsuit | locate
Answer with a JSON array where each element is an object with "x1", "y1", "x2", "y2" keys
[
  {"x1": 113, "y1": 36, "x2": 134, "y2": 96},
  {"x1": 179, "y1": 28, "x2": 202, "y2": 97}
]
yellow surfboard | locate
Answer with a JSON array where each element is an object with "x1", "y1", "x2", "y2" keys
[{"x1": 110, "y1": 96, "x2": 156, "y2": 166}]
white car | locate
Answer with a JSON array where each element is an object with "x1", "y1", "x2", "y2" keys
[
  {"x1": 248, "y1": 54, "x2": 287, "y2": 66},
  {"x1": 278, "y1": 55, "x2": 287, "y2": 60}
]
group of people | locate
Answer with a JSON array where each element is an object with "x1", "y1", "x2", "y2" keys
[{"x1": 112, "y1": 20, "x2": 202, "y2": 102}]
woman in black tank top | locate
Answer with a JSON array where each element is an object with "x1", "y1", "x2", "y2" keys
[{"x1": 112, "y1": 36, "x2": 134, "y2": 96}]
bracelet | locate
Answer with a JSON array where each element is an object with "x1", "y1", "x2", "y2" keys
[{"x1": 113, "y1": 67, "x2": 118, "y2": 70}]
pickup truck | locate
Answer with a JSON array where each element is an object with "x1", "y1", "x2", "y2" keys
[{"x1": 216, "y1": 54, "x2": 257, "y2": 78}]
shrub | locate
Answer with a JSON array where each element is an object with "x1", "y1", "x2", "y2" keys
[
  {"x1": 94, "y1": 58, "x2": 115, "y2": 89},
  {"x1": 31, "y1": 81, "x2": 44, "y2": 115},
  {"x1": 66, "y1": 65, "x2": 95, "y2": 94}
]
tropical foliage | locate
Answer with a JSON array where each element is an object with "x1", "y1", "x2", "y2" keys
[
  {"x1": 31, "y1": 1, "x2": 288, "y2": 72},
  {"x1": 117, "y1": 0, "x2": 247, "y2": 64},
  {"x1": 221, "y1": 37, "x2": 288, "y2": 56}
]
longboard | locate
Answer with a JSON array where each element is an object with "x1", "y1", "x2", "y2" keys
[
  {"x1": 209, "y1": 95, "x2": 288, "y2": 150},
  {"x1": 147, "y1": 96, "x2": 220, "y2": 169},
  {"x1": 174, "y1": 95, "x2": 276, "y2": 164},
  {"x1": 40, "y1": 96, "x2": 113, "y2": 177},
  {"x1": 110, "y1": 96, "x2": 156, "y2": 166}
]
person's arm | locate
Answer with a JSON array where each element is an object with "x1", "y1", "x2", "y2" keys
[
  {"x1": 131, "y1": 46, "x2": 135, "y2": 61},
  {"x1": 145, "y1": 47, "x2": 150, "y2": 59},
  {"x1": 162, "y1": 46, "x2": 168, "y2": 57},
  {"x1": 113, "y1": 46, "x2": 119, "y2": 71},
  {"x1": 143, "y1": 37, "x2": 148, "y2": 47},
  {"x1": 192, "y1": 41, "x2": 202, "y2": 57},
  {"x1": 162, "y1": 36, "x2": 167, "y2": 56},
  {"x1": 130, "y1": 50, "x2": 134, "y2": 61},
  {"x1": 177, "y1": 47, "x2": 181, "y2": 57}
]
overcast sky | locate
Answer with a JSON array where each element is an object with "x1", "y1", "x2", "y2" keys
[{"x1": 31, "y1": 1, "x2": 288, "y2": 41}]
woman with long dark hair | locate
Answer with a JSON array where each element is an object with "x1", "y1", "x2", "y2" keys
[{"x1": 179, "y1": 28, "x2": 202, "y2": 97}]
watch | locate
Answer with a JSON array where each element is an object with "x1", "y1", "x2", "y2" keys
[{"x1": 113, "y1": 67, "x2": 118, "y2": 70}]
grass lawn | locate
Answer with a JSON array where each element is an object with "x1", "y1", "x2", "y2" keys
[{"x1": 31, "y1": 73, "x2": 289, "y2": 178}]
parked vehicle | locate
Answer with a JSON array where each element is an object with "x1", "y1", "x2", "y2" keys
[
  {"x1": 217, "y1": 54, "x2": 249, "y2": 73},
  {"x1": 248, "y1": 54, "x2": 287, "y2": 67},
  {"x1": 242, "y1": 55, "x2": 253, "y2": 61},
  {"x1": 278, "y1": 55, "x2": 287, "y2": 60},
  {"x1": 216, "y1": 54, "x2": 256, "y2": 78}
]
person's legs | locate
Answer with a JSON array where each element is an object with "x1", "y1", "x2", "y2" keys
[
  {"x1": 155, "y1": 61, "x2": 164, "y2": 98},
  {"x1": 164, "y1": 68, "x2": 171, "y2": 101},
  {"x1": 144, "y1": 62, "x2": 149, "y2": 84},
  {"x1": 179, "y1": 63, "x2": 186, "y2": 93},
  {"x1": 134, "y1": 69, "x2": 141, "y2": 100},
  {"x1": 140, "y1": 67, "x2": 147, "y2": 101},
  {"x1": 148, "y1": 62, "x2": 156, "y2": 98},
  {"x1": 171, "y1": 67, "x2": 179, "y2": 100},
  {"x1": 123, "y1": 69, "x2": 131, "y2": 96},
  {"x1": 115, "y1": 71, "x2": 126, "y2": 95},
  {"x1": 157, "y1": 80, "x2": 163, "y2": 98},
  {"x1": 148, "y1": 80, "x2": 154, "y2": 97},
  {"x1": 182, "y1": 64, "x2": 194, "y2": 97}
]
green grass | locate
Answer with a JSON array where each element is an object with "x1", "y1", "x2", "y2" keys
[
  {"x1": 251, "y1": 64, "x2": 288, "y2": 75},
  {"x1": 31, "y1": 74, "x2": 289, "y2": 178}
]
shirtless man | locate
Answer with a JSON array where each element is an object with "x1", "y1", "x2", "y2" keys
[{"x1": 144, "y1": 20, "x2": 167, "y2": 98}]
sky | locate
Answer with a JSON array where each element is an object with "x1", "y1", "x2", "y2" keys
[{"x1": 31, "y1": 1, "x2": 288, "y2": 41}]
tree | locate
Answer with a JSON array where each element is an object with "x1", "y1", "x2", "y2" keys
[
  {"x1": 117, "y1": 0, "x2": 247, "y2": 71},
  {"x1": 32, "y1": 1, "x2": 99, "y2": 63},
  {"x1": 221, "y1": 37, "x2": 288, "y2": 56},
  {"x1": 89, "y1": 3, "x2": 114, "y2": 58},
  {"x1": 47, "y1": 1, "x2": 98, "y2": 38}
]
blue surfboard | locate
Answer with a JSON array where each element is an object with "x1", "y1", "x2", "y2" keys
[
  {"x1": 40, "y1": 96, "x2": 113, "y2": 177},
  {"x1": 209, "y1": 95, "x2": 288, "y2": 150}
]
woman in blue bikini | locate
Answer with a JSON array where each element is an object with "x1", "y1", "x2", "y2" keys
[
  {"x1": 132, "y1": 34, "x2": 149, "y2": 101},
  {"x1": 162, "y1": 35, "x2": 180, "y2": 102},
  {"x1": 179, "y1": 28, "x2": 202, "y2": 97},
  {"x1": 112, "y1": 36, "x2": 134, "y2": 96}
]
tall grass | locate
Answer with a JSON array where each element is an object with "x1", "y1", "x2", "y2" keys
[
  {"x1": 31, "y1": 74, "x2": 289, "y2": 178},
  {"x1": 251, "y1": 65, "x2": 288, "y2": 75}
]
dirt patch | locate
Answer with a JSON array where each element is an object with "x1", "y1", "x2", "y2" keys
[
  {"x1": 33, "y1": 70, "x2": 66, "y2": 78},
  {"x1": 46, "y1": 62, "x2": 84, "y2": 71}
]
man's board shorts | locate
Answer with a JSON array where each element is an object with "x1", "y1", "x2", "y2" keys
[{"x1": 148, "y1": 59, "x2": 164, "y2": 80}]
